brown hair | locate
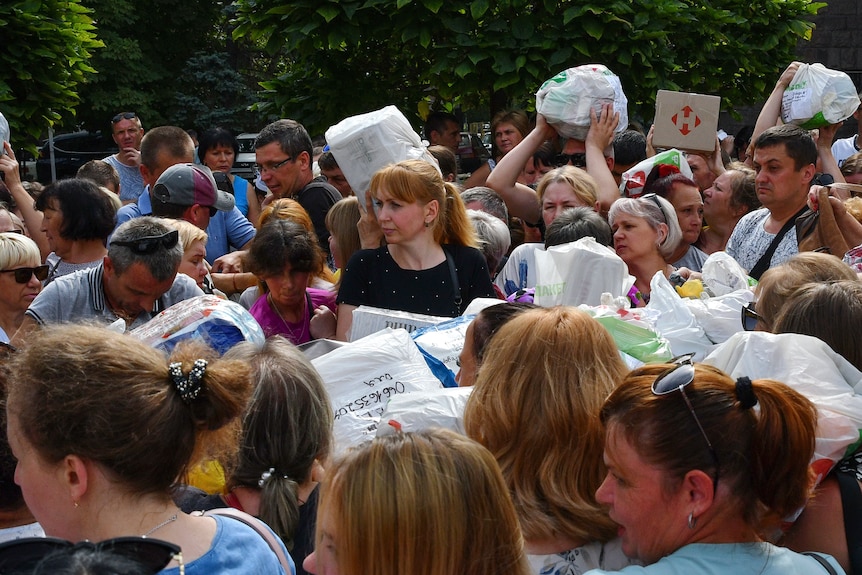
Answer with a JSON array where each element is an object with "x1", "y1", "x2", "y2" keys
[
  {"x1": 774, "y1": 280, "x2": 862, "y2": 371},
  {"x1": 224, "y1": 337, "x2": 333, "y2": 549},
  {"x1": 464, "y1": 306, "x2": 626, "y2": 544},
  {"x1": 755, "y1": 252, "x2": 857, "y2": 330},
  {"x1": 324, "y1": 197, "x2": 362, "y2": 275},
  {"x1": 600, "y1": 363, "x2": 817, "y2": 530},
  {"x1": 317, "y1": 429, "x2": 530, "y2": 575},
  {"x1": 5, "y1": 324, "x2": 251, "y2": 496},
  {"x1": 369, "y1": 160, "x2": 477, "y2": 247}
]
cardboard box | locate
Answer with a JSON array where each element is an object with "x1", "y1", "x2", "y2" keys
[{"x1": 652, "y1": 90, "x2": 721, "y2": 153}]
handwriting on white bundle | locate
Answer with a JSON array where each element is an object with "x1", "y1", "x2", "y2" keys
[{"x1": 334, "y1": 379, "x2": 407, "y2": 420}]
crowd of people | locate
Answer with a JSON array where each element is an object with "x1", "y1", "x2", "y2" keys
[{"x1": 0, "y1": 59, "x2": 861, "y2": 574}]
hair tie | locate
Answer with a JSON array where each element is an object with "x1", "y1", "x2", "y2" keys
[
  {"x1": 169, "y1": 359, "x2": 207, "y2": 404},
  {"x1": 258, "y1": 467, "x2": 290, "y2": 487},
  {"x1": 735, "y1": 376, "x2": 757, "y2": 409}
]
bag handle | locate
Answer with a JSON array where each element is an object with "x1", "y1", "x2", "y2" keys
[
  {"x1": 749, "y1": 205, "x2": 808, "y2": 280},
  {"x1": 202, "y1": 508, "x2": 293, "y2": 573},
  {"x1": 444, "y1": 249, "x2": 462, "y2": 314}
]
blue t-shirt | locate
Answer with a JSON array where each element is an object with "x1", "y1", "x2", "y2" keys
[
  {"x1": 583, "y1": 542, "x2": 843, "y2": 575},
  {"x1": 161, "y1": 514, "x2": 293, "y2": 574},
  {"x1": 232, "y1": 175, "x2": 251, "y2": 217}
]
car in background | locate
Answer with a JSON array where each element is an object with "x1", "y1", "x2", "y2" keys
[
  {"x1": 231, "y1": 132, "x2": 258, "y2": 182},
  {"x1": 36, "y1": 131, "x2": 117, "y2": 184},
  {"x1": 457, "y1": 132, "x2": 490, "y2": 174}
]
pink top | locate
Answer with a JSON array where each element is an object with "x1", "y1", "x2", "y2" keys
[{"x1": 249, "y1": 287, "x2": 336, "y2": 345}]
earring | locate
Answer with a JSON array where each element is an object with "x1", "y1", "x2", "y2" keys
[
  {"x1": 687, "y1": 511, "x2": 697, "y2": 529},
  {"x1": 424, "y1": 221, "x2": 431, "y2": 228},
  {"x1": 73, "y1": 500, "x2": 79, "y2": 509}
]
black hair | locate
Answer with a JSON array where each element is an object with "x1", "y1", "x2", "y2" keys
[
  {"x1": 198, "y1": 127, "x2": 239, "y2": 159},
  {"x1": 34, "y1": 179, "x2": 117, "y2": 243}
]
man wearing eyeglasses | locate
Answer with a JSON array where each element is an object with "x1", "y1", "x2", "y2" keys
[
  {"x1": 254, "y1": 119, "x2": 341, "y2": 254},
  {"x1": 103, "y1": 112, "x2": 146, "y2": 205},
  {"x1": 13, "y1": 217, "x2": 202, "y2": 345}
]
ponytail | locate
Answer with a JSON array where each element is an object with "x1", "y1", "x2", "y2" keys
[
  {"x1": 747, "y1": 379, "x2": 817, "y2": 525},
  {"x1": 258, "y1": 472, "x2": 301, "y2": 550},
  {"x1": 440, "y1": 182, "x2": 478, "y2": 248}
]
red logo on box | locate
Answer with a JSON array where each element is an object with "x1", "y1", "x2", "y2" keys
[{"x1": 671, "y1": 106, "x2": 701, "y2": 136}]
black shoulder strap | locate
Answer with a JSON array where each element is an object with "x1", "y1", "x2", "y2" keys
[
  {"x1": 836, "y1": 469, "x2": 862, "y2": 575},
  {"x1": 749, "y1": 205, "x2": 808, "y2": 280},
  {"x1": 803, "y1": 552, "x2": 839, "y2": 575},
  {"x1": 444, "y1": 249, "x2": 462, "y2": 314}
]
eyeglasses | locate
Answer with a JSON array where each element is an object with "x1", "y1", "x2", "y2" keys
[
  {"x1": 253, "y1": 156, "x2": 293, "y2": 177},
  {"x1": 552, "y1": 152, "x2": 587, "y2": 168},
  {"x1": 0, "y1": 264, "x2": 49, "y2": 283},
  {"x1": 741, "y1": 301, "x2": 763, "y2": 331},
  {"x1": 651, "y1": 354, "x2": 720, "y2": 491},
  {"x1": 0, "y1": 536, "x2": 183, "y2": 575},
  {"x1": 111, "y1": 230, "x2": 179, "y2": 255},
  {"x1": 111, "y1": 112, "x2": 138, "y2": 123},
  {"x1": 640, "y1": 193, "x2": 667, "y2": 223}
]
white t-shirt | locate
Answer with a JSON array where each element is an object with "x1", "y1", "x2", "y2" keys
[
  {"x1": 725, "y1": 208, "x2": 798, "y2": 273},
  {"x1": 832, "y1": 135, "x2": 859, "y2": 167}
]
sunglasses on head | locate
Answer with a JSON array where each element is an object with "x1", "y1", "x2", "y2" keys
[
  {"x1": 112, "y1": 230, "x2": 179, "y2": 255},
  {"x1": 0, "y1": 264, "x2": 49, "y2": 283},
  {"x1": 651, "y1": 354, "x2": 720, "y2": 491},
  {"x1": 0, "y1": 536, "x2": 182, "y2": 575},
  {"x1": 740, "y1": 301, "x2": 763, "y2": 331},
  {"x1": 640, "y1": 193, "x2": 667, "y2": 223},
  {"x1": 552, "y1": 153, "x2": 587, "y2": 168},
  {"x1": 111, "y1": 112, "x2": 137, "y2": 123}
]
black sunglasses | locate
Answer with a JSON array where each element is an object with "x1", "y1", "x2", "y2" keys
[
  {"x1": 0, "y1": 264, "x2": 49, "y2": 283},
  {"x1": 552, "y1": 152, "x2": 587, "y2": 168},
  {"x1": 112, "y1": 230, "x2": 179, "y2": 255},
  {"x1": 0, "y1": 536, "x2": 182, "y2": 574},
  {"x1": 111, "y1": 112, "x2": 137, "y2": 123},
  {"x1": 651, "y1": 354, "x2": 720, "y2": 491},
  {"x1": 639, "y1": 192, "x2": 669, "y2": 224},
  {"x1": 741, "y1": 301, "x2": 763, "y2": 331}
]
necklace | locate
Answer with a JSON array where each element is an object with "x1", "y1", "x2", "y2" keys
[
  {"x1": 142, "y1": 513, "x2": 178, "y2": 537},
  {"x1": 268, "y1": 293, "x2": 308, "y2": 344}
]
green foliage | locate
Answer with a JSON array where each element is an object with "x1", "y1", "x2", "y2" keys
[
  {"x1": 233, "y1": 0, "x2": 822, "y2": 132},
  {"x1": 0, "y1": 0, "x2": 103, "y2": 145}
]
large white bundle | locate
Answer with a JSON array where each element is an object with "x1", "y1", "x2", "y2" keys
[
  {"x1": 536, "y1": 64, "x2": 628, "y2": 140},
  {"x1": 311, "y1": 328, "x2": 443, "y2": 454},
  {"x1": 325, "y1": 105, "x2": 439, "y2": 207},
  {"x1": 781, "y1": 63, "x2": 860, "y2": 129}
]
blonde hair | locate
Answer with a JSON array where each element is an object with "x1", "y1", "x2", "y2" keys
[
  {"x1": 325, "y1": 197, "x2": 362, "y2": 270},
  {"x1": 0, "y1": 232, "x2": 41, "y2": 270},
  {"x1": 464, "y1": 306, "x2": 626, "y2": 544},
  {"x1": 318, "y1": 429, "x2": 530, "y2": 575},
  {"x1": 535, "y1": 165, "x2": 598, "y2": 207},
  {"x1": 369, "y1": 160, "x2": 477, "y2": 247},
  {"x1": 162, "y1": 218, "x2": 208, "y2": 252}
]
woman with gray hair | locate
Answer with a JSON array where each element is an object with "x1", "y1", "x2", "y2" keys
[
  {"x1": 467, "y1": 209, "x2": 511, "y2": 281},
  {"x1": 608, "y1": 194, "x2": 682, "y2": 305}
]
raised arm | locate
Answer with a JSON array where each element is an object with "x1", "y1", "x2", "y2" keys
[
  {"x1": 585, "y1": 103, "x2": 621, "y2": 214},
  {"x1": 485, "y1": 115, "x2": 555, "y2": 225},
  {"x1": 0, "y1": 142, "x2": 49, "y2": 260},
  {"x1": 816, "y1": 122, "x2": 846, "y2": 193},
  {"x1": 748, "y1": 62, "x2": 801, "y2": 165}
]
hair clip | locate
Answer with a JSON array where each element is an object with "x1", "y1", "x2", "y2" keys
[{"x1": 169, "y1": 359, "x2": 207, "y2": 404}]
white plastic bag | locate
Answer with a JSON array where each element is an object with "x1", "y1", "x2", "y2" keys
[
  {"x1": 646, "y1": 272, "x2": 713, "y2": 358},
  {"x1": 533, "y1": 237, "x2": 634, "y2": 307},
  {"x1": 619, "y1": 149, "x2": 693, "y2": 198},
  {"x1": 311, "y1": 328, "x2": 443, "y2": 454},
  {"x1": 700, "y1": 251, "x2": 751, "y2": 296},
  {"x1": 325, "y1": 105, "x2": 439, "y2": 206},
  {"x1": 682, "y1": 288, "x2": 753, "y2": 345},
  {"x1": 536, "y1": 64, "x2": 628, "y2": 141},
  {"x1": 781, "y1": 63, "x2": 861, "y2": 129},
  {"x1": 130, "y1": 294, "x2": 265, "y2": 354},
  {"x1": 704, "y1": 331, "x2": 862, "y2": 478},
  {"x1": 412, "y1": 315, "x2": 473, "y2": 379},
  {"x1": 376, "y1": 387, "x2": 473, "y2": 437}
]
